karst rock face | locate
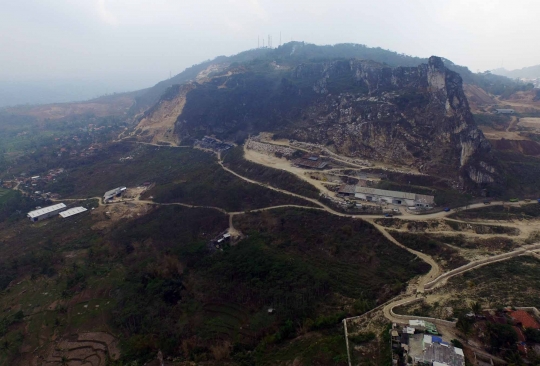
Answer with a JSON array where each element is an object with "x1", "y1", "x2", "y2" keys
[{"x1": 290, "y1": 56, "x2": 496, "y2": 184}]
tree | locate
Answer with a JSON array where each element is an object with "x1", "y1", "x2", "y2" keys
[
  {"x1": 487, "y1": 323, "x2": 517, "y2": 354},
  {"x1": 470, "y1": 301, "x2": 482, "y2": 316},
  {"x1": 456, "y1": 316, "x2": 473, "y2": 336}
]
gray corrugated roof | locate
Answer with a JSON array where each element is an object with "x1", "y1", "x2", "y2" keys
[
  {"x1": 354, "y1": 186, "x2": 416, "y2": 200},
  {"x1": 104, "y1": 186, "x2": 126, "y2": 198},
  {"x1": 354, "y1": 186, "x2": 435, "y2": 203},
  {"x1": 59, "y1": 206, "x2": 88, "y2": 218},
  {"x1": 28, "y1": 203, "x2": 67, "y2": 218}
]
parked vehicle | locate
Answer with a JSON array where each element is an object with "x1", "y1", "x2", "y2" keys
[
  {"x1": 384, "y1": 213, "x2": 393, "y2": 218},
  {"x1": 509, "y1": 198, "x2": 519, "y2": 202},
  {"x1": 392, "y1": 208, "x2": 399, "y2": 213},
  {"x1": 443, "y1": 207, "x2": 451, "y2": 212},
  {"x1": 483, "y1": 201, "x2": 491, "y2": 205}
]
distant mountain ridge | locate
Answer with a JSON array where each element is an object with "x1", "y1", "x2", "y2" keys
[{"x1": 492, "y1": 65, "x2": 540, "y2": 80}]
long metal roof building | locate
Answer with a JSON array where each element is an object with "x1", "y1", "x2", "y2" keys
[
  {"x1": 27, "y1": 203, "x2": 67, "y2": 221},
  {"x1": 59, "y1": 206, "x2": 88, "y2": 218}
]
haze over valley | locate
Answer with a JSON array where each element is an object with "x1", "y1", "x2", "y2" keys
[{"x1": 3, "y1": 1, "x2": 540, "y2": 366}]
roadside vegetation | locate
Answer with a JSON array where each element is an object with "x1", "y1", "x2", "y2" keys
[
  {"x1": 388, "y1": 231, "x2": 469, "y2": 270},
  {"x1": 222, "y1": 146, "x2": 320, "y2": 199},
  {"x1": 450, "y1": 202, "x2": 540, "y2": 221}
]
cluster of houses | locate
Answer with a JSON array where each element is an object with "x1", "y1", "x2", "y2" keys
[
  {"x1": 18, "y1": 168, "x2": 65, "y2": 186},
  {"x1": 391, "y1": 320, "x2": 465, "y2": 366},
  {"x1": 27, "y1": 203, "x2": 88, "y2": 222},
  {"x1": 57, "y1": 143, "x2": 102, "y2": 158},
  {"x1": 483, "y1": 308, "x2": 540, "y2": 356},
  {"x1": 338, "y1": 185, "x2": 435, "y2": 209}
]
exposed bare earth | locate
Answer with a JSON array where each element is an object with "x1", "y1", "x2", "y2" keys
[{"x1": 132, "y1": 84, "x2": 195, "y2": 145}]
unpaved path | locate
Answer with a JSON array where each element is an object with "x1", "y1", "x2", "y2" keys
[{"x1": 506, "y1": 115, "x2": 518, "y2": 132}]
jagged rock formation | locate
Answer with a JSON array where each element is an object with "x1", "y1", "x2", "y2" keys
[
  {"x1": 142, "y1": 55, "x2": 495, "y2": 185},
  {"x1": 289, "y1": 56, "x2": 496, "y2": 184}
]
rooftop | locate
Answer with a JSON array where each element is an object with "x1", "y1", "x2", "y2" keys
[
  {"x1": 355, "y1": 187, "x2": 434, "y2": 204},
  {"x1": 104, "y1": 186, "x2": 127, "y2": 198},
  {"x1": 27, "y1": 203, "x2": 67, "y2": 218},
  {"x1": 59, "y1": 206, "x2": 88, "y2": 218},
  {"x1": 409, "y1": 334, "x2": 465, "y2": 366},
  {"x1": 292, "y1": 158, "x2": 328, "y2": 169},
  {"x1": 510, "y1": 310, "x2": 540, "y2": 329}
]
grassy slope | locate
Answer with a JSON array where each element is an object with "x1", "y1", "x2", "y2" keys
[
  {"x1": 222, "y1": 146, "x2": 320, "y2": 199},
  {"x1": 108, "y1": 207, "x2": 428, "y2": 364},
  {"x1": 47, "y1": 143, "x2": 316, "y2": 211},
  {"x1": 450, "y1": 202, "x2": 540, "y2": 221}
]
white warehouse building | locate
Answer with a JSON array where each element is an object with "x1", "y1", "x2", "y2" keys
[
  {"x1": 354, "y1": 187, "x2": 435, "y2": 208},
  {"x1": 103, "y1": 186, "x2": 127, "y2": 202},
  {"x1": 27, "y1": 203, "x2": 67, "y2": 222}
]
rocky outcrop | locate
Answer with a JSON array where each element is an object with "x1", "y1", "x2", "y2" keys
[
  {"x1": 290, "y1": 56, "x2": 496, "y2": 184},
  {"x1": 161, "y1": 55, "x2": 495, "y2": 184}
]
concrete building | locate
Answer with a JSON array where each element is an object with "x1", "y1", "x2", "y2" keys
[
  {"x1": 59, "y1": 206, "x2": 88, "y2": 218},
  {"x1": 103, "y1": 187, "x2": 127, "y2": 201},
  {"x1": 408, "y1": 334, "x2": 464, "y2": 366},
  {"x1": 494, "y1": 109, "x2": 515, "y2": 114},
  {"x1": 353, "y1": 187, "x2": 435, "y2": 208},
  {"x1": 27, "y1": 203, "x2": 67, "y2": 222}
]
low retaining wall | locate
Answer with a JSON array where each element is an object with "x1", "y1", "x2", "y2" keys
[
  {"x1": 390, "y1": 297, "x2": 457, "y2": 327},
  {"x1": 424, "y1": 244, "x2": 540, "y2": 291}
]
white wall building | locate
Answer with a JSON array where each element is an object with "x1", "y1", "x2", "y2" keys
[
  {"x1": 354, "y1": 187, "x2": 434, "y2": 208},
  {"x1": 27, "y1": 203, "x2": 67, "y2": 222},
  {"x1": 103, "y1": 186, "x2": 127, "y2": 201},
  {"x1": 59, "y1": 206, "x2": 88, "y2": 218}
]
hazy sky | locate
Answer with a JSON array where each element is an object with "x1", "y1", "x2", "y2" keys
[{"x1": 2, "y1": 0, "x2": 539, "y2": 95}]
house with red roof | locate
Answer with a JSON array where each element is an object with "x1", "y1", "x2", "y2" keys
[{"x1": 510, "y1": 310, "x2": 540, "y2": 330}]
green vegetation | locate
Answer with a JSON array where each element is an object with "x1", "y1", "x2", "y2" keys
[
  {"x1": 108, "y1": 207, "x2": 427, "y2": 364},
  {"x1": 222, "y1": 146, "x2": 320, "y2": 199},
  {"x1": 389, "y1": 231, "x2": 468, "y2": 270},
  {"x1": 234, "y1": 209, "x2": 429, "y2": 301},
  {"x1": 473, "y1": 113, "x2": 512, "y2": 128},
  {"x1": 494, "y1": 151, "x2": 540, "y2": 199},
  {"x1": 0, "y1": 189, "x2": 48, "y2": 223},
  {"x1": 448, "y1": 257, "x2": 540, "y2": 308},
  {"x1": 46, "y1": 143, "x2": 314, "y2": 211},
  {"x1": 110, "y1": 206, "x2": 371, "y2": 364},
  {"x1": 450, "y1": 202, "x2": 540, "y2": 221}
]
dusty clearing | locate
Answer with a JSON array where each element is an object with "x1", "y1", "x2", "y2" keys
[
  {"x1": 520, "y1": 117, "x2": 540, "y2": 128},
  {"x1": 479, "y1": 125, "x2": 530, "y2": 140},
  {"x1": 243, "y1": 147, "x2": 335, "y2": 196},
  {"x1": 91, "y1": 201, "x2": 152, "y2": 230}
]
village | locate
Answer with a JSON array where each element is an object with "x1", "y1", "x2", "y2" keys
[{"x1": 388, "y1": 307, "x2": 540, "y2": 366}]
